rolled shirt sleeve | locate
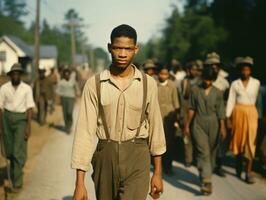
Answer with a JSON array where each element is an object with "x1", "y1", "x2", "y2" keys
[
  {"x1": 172, "y1": 85, "x2": 180, "y2": 110},
  {"x1": 71, "y1": 78, "x2": 98, "y2": 171},
  {"x1": 226, "y1": 84, "x2": 236, "y2": 118},
  {"x1": 147, "y1": 78, "x2": 166, "y2": 156}
]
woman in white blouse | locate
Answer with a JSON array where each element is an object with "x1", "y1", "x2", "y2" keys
[{"x1": 226, "y1": 57, "x2": 260, "y2": 184}]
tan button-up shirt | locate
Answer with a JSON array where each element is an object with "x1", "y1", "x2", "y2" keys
[{"x1": 71, "y1": 66, "x2": 166, "y2": 171}]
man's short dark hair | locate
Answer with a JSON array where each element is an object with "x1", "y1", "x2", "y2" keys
[{"x1": 111, "y1": 24, "x2": 137, "y2": 44}]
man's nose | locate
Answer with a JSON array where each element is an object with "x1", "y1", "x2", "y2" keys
[{"x1": 118, "y1": 49, "x2": 127, "y2": 57}]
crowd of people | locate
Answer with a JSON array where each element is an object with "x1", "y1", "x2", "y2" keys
[
  {"x1": 0, "y1": 63, "x2": 89, "y2": 193},
  {"x1": 141, "y1": 52, "x2": 266, "y2": 195},
  {"x1": 0, "y1": 24, "x2": 266, "y2": 199}
]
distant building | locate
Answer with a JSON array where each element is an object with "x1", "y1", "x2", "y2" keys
[
  {"x1": 74, "y1": 54, "x2": 89, "y2": 69},
  {"x1": 0, "y1": 35, "x2": 58, "y2": 75}
]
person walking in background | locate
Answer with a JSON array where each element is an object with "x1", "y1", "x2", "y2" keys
[
  {"x1": 0, "y1": 63, "x2": 35, "y2": 192},
  {"x1": 180, "y1": 61, "x2": 201, "y2": 167},
  {"x1": 33, "y1": 69, "x2": 53, "y2": 125},
  {"x1": 72, "y1": 24, "x2": 166, "y2": 200},
  {"x1": 169, "y1": 59, "x2": 186, "y2": 88},
  {"x1": 47, "y1": 67, "x2": 58, "y2": 114},
  {"x1": 143, "y1": 59, "x2": 158, "y2": 80},
  {"x1": 226, "y1": 57, "x2": 260, "y2": 184},
  {"x1": 157, "y1": 65, "x2": 180, "y2": 176},
  {"x1": 205, "y1": 52, "x2": 230, "y2": 177},
  {"x1": 184, "y1": 66, "x2": 226, "y2": 195},
  {"x1": 56, "y1": 68, "x2": 79, "y2": 134}
]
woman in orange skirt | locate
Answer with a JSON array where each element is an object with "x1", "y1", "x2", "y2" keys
[{"x1": 226, "y1": 57, "x2": 260, "y2": 184}]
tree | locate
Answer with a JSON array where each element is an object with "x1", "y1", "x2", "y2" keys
[{"x1": 3, "y1": 0, "x2": 28, "y2": 22}]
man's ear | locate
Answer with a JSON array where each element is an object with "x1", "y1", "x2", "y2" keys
[
  {"x1": 107, "y1": 43, "x2": 112, "y2": 53},
  {"x1": 135, "y1": 44, "x2": 140, "y2": 55}
]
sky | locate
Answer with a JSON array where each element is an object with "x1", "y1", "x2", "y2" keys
[{"x1": 25, "y1": 0, "x2": 184, "y2": 50}]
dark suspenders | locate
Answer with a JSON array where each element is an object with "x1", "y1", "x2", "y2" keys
[{"x1": 95, "y1": 71, "x2": 148, "y2": 140}]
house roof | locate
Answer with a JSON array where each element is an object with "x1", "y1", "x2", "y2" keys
[
  {"x1": 75, "y1": 54, "x2": 88, "y2": 65},
  {"x1": 1, "y1": 35, "x2": 58, "y2": 59},
  {"x1": 29, "y1": 45, "x2": 58, "y2": 58}
]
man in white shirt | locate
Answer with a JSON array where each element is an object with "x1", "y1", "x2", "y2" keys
[{"x1": 0, "y1": 63, "x2": 35, "y2": 192}]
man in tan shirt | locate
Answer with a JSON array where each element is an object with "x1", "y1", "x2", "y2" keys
[{"x1": 72, "y1": 24, "x2": 166, "y2": 200}]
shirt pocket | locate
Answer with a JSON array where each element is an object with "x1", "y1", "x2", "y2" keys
[{"x1": 127, "y1": 104, "x2": 142, "y2": 131}]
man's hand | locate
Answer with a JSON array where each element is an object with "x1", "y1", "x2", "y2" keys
[
  {"x1": 73, "y1": 183, "x2": 88, "y2": 200},
  {"x1": 150, "y1": 174, "x2": 163, "y2": 199},
  {"x1": 226, "y1": 118, "x2": 232, "y2": 130},
  {"x1": 220, "y1": 125, "x2": 227, "y2": 141},
  {"x1": 24, "y1": 124, "x2": 31, "y2": 141},
  {"x1": 183, "y1": 126, "x2": 190, "y2": 137}
]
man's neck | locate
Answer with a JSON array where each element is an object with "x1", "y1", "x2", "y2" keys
[
  {"x1": 110, "y1": 64, "x2": 134, "y2": 79},
  {"x1": 241, "y1": 77, "x2": 250, "y2": 81}
]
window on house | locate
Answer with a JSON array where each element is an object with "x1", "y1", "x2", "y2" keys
[{"x1": 0, "y1": 51, "x2": 6, "y2": 62}]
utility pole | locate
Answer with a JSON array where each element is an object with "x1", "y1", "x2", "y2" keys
[
  {"x1": 69, "y1": 18, "x2": 77, "y2": 67},
  {"x1": 34, "y1": 0, "x2": 41, "y2": 80}
]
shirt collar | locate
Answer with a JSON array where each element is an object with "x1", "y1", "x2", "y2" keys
[{"x1": 100, "y1": 64, "x2": 142, "y2": 81}]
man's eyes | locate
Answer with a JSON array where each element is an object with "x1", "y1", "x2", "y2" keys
[{"x1": 112, "y1": 47, "x2": 134, "y2": 50}]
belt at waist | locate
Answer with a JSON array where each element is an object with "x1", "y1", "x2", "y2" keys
[
  {"x1": 98, "y1": 137, "x2": 148, "y2": 144},
  {"x1": 4, "y1": 109, "x2": 26, "y2": 114}
]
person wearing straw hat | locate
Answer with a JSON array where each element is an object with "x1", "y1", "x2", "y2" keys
[
  {"x1": 0, "y1": 63, "x2": 35, "y2": 192},
  {"x1": 180, "y1": 61, "x2": 201, "y2": 168},
  {"x1": 226, "y1": 56, "x2": 260, "y2": 184},
  {"x1": 204, "y1": 52, "x2": 230, "y2": 178},
  {"x1": 143, "y1": 59, "x2": 158, "y2": 80},
  {"x1": 184, "y1": 66, "x2": 226, "y2": 195}
]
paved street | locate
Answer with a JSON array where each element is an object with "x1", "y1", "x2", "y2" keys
[{"x1": 11, "y1": 105, "x2": 266, "y2": 200}]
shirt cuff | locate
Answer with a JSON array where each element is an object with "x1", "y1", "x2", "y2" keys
[
  {"x1": 150, "y1": 145, "x2": 166, "y2": 156},
  {"x1": 71, "y1": 161, "x2": 91, "y2": 172}
]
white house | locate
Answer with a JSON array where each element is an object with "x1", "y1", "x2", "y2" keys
[{"x1": 0, "y1": 35, "x2": 58, "y2": 75}]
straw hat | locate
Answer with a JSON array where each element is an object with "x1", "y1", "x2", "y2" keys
[
  {"x1": 7, "y1": 63, "x2": 23, "y2": 76},
  {"x1": 235, "y1": 56, "x2": 254, "y2": 66},
  {"x1": 143, "y1": 59, "x2": 156, "y2": 70},
  {"x1": 205, "y1": 52, "x2": 221, "y2": 65}
]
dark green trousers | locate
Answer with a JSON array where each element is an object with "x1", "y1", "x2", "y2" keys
[
  {"x1": 192, "y1": 115, "x2": 219, "y2": 182},
  {"x1": 61, "y1": 97, "x2": 75, "y2": 132},
  {"x1": 92, "y1": 138, "x2": 150, "y2": 200},
  {"x1": 2, "y1": 110, "x2": 27, "y2": 188}
]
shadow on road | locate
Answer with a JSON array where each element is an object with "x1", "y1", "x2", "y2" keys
[
  {"x1": 162, "y1": 166, "x2": 202, "y2": 196},
  {"x1": 49, "y1": 123, "x2": 68, "y2": 134},
  {"x1": 62, "y1": 196, "x2": 72, "y2": 200}
]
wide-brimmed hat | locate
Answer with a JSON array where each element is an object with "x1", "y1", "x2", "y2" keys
[
  {"x1": 205, "y1": 52, "x2": 221, "y2": 65},
  {"x1": 235, "y1": 56, "x2": 254, "y2": 66},
  {"x1": 143, "y1": 59, "x2": 156, "y2": 70},
  {"x1": 7, "y1": 63, "x2": 23, "y2": 76}
]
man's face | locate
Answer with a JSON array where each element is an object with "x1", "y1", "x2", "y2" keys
[
  {"x1": 64, "y1": 71, "x2": 70, "y2": 81},
  {"x1": 108, "y1": 36, "x2": 138, "y2": 69},
  {"x1": 211, "y1": 64, "x2": 220, "y2": 75},
  {"x1": 159, "y1": 69, "x2": 169, "y2": 82},
  {"x1": 241, "y1": 65, "x2": 251, "y2": 79},
  {"x1": 10, "y1": 71, "x2": 21, "y2": 86},
  {"x1": 146, "y1": 68, "x2": 156, "y2": 76},
  {"x1": 189, "y1": 66, "x2": 198, "y2": 78}
]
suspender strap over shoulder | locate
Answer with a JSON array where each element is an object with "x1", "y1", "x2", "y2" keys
[
  {"x1": 136, "y1": 72, "x2": 148, "y2": 137},
  {"x1": 95, "y1": 74, "x2": 110, "y2": 140}
]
